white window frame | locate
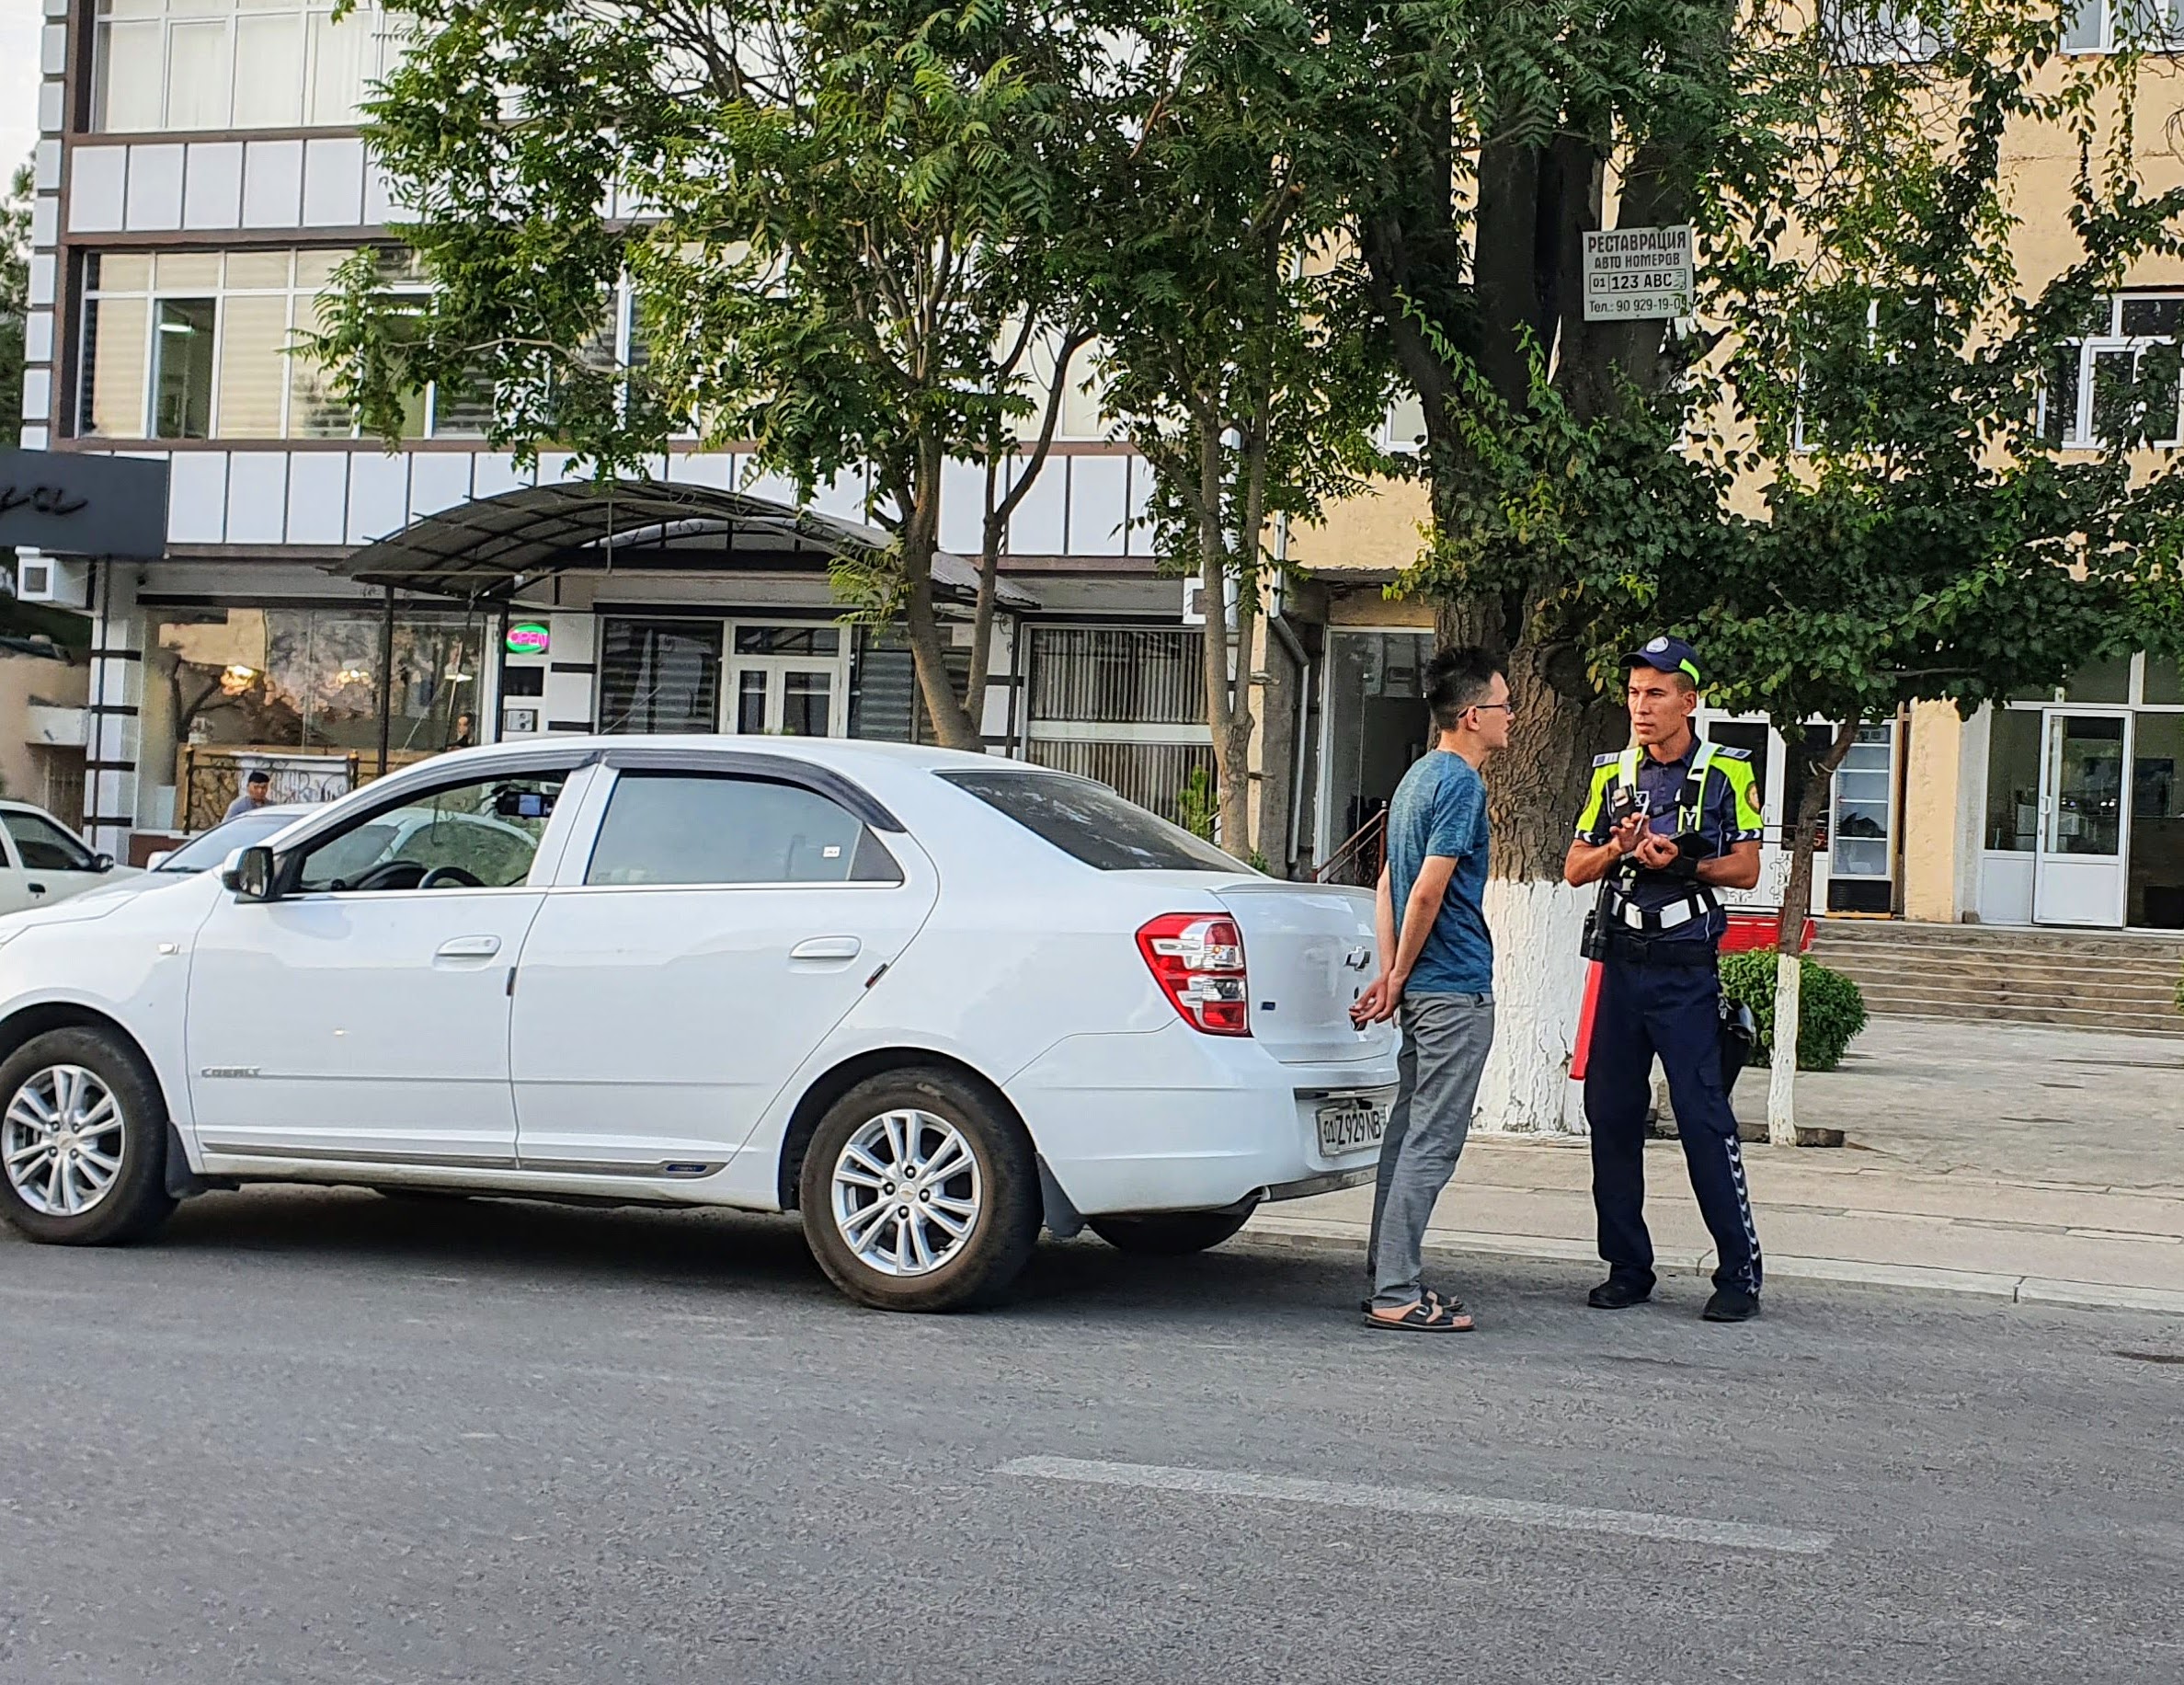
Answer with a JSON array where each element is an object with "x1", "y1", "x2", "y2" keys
[
  {"x1": 725, "y1": 621, "x2": 852, "y2": 739},
  {"x1": 89, "y1": 0, "x2": 403, "y2": 135},
  {"x1": 2041, "y1": 292, "x2": 2184, "y2": 450},
  {"x1": 1829, "y1": 4, "x2": 1946, "y2": 64},
  {"x1": 2063, "y1": 0, "x2": 2184, "y2": 54}
]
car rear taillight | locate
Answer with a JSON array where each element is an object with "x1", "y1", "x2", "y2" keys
[{"x1": 1137, "y1": 913, "x2": 1250, "y2": 1037}]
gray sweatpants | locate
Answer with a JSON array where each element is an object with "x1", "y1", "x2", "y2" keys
[{"x1": 1366, "y1": 992, "x2": 1496, "y2": 1308}]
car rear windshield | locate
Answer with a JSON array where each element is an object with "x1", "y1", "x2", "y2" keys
[{"x1": 937, "y1": 769, "x2": 1251, "y2": 874}]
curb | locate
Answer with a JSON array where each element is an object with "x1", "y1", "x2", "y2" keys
[{"x1": 1238, "y1": 1216, "x2": 2184, "y2": 1318}]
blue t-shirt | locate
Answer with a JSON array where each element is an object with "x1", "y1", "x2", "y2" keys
[{"x1": 1385, "y1": 750, "x2": 1492, "y2": 995}]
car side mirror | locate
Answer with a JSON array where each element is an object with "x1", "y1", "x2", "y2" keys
[
  {"x1": 223, "y1": 845, "x2": 279, "y2": 903},
  {"x1": 93, "y1": 853, "x2": 116, "y2": 874},
  {"x1": 143, "y1": 851, "x2": 170, "y2": 871}
]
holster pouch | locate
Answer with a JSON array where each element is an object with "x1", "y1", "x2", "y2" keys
[{"x1": 1719, "y1": 995, "x2": 1757, "y2": 1095}]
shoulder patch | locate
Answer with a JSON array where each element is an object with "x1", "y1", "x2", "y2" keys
[
  {"x1": 1711, "y1": 744, "x2": 1753, "y2": 762},
  {"x1": 1591, "y1": 751, "x2": 1620, "y2": 769}
]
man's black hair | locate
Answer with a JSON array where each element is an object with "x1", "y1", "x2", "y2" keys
[
  {"x1": 1425, "y1": 646, "x2": 1505, "y2": 732},
  {"x1": 246, "y1": 769, "x2": 270, "y2": 786}
]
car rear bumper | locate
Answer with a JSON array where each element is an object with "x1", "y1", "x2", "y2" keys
[{"x1": 1008, "y1": 1022, "x2": 1399, "y2": 1218}]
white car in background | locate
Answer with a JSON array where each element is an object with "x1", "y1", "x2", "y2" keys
[
  {"x1": 0, "y1": 801, "x2": 138, "y2": 916},
  {"x1": 0, "y1": 739, "x2": 1397, "y2": 1311}
]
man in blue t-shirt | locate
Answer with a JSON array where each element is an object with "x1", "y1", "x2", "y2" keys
[{"x1": 1349, "y1": 647, "x2": 1509, "y2": 1332}]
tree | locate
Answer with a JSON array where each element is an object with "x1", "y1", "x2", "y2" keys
[
  {"x1": 1670, "y1": 2, "x2": 2184, "y2": 1141},
  {"x1": 1077, "y1": 0, "x2": 1390, "y2": 858},
  {"x1": 1315, "y1": 0, "x2": 1754, "y2": 1128},
  {"x1": 314, "y1": 0, "x2": 1106, "y2": 750}
]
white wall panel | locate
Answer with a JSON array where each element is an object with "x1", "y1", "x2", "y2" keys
[
  {"x1": 182, "y1": 142, "x2": 245, "y2": 230},
  {"x1": 1126, "y1": 455, "x2": 1156, "y2": 556},
  {"x1": 285, "y1": 452, "x2": 349, "y2": 544},
  {"x1": 1004, "y1": 454, "x2": 1067, "y2": 556},
  {"x1": 742, "y1": 464, "x2": 800, "y2": 508},
  {"x1": 1066, "y1": 455, "x2": 1129, "y2": 556},
  {"x1": 407, "y1": 452, "x2": 474, "y2": 521},
  {"x1": 26, "y1": 255, "x2": 53, "y2": 310},
  {"x1": 360, "y1": 162, "x2": 402, "y2": 227},
  {"x1": 122, "y1": 143, "x2": 185, "y2": 232},
  {"x1": 17, "y1": 426, "x2": 48, "y2": 451},
  {"x1": 241, "y1": 140, "x2": 304, "y2": 229},
  {"x1": 24, "y1": 311, "x2": 52, "y2": 365},
  {"x1": 810, "y1": 467, "x2": 868, "y2": 522},
  {"x1": 34, "y1": 140, "x2": 60, "y2": 194},
  {"x1": 472, "y1": 453, "x2": 532, "y2": 499},
  {"x1": 302, "y1": 138, "x2": 366, "y2": 227},
  {"x1": 20, "y1": 369, "x2": 51, "y2": 425},
  {"x1": 29, "y1": 195, "x2": 56, "y2": 247},
  {"x1": 167, "y1": 453, "x2": 230, "y2": 544},
  {"x1": 40, "y1": 21, "x2": 63, "y2": 74},
  {"x1": 667, "y1": 453, "x2": 734, "y2": 489},
  {"x1": 346, "y1": 452, "x2": 411, "y2": 544},
  {"x1": 223, "y1": 453, "x2": 289, "y2": 546},
  {"x1": 39, "y1": 81, "x2": 62, "y2": 134},
  {"x1": 68, "y1": 147, "x2": 127, "y2": 234},
  {"x1": 939, "y1": 457, "x2": 987, "y2": 556}
]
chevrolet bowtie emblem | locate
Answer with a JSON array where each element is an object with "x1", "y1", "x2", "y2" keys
[{"x1": 1344, "y1": 947, "x2": 1371, "y2": 970}]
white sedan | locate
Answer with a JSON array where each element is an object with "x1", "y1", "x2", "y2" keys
[
  {"x1": 0, "y1": 800, "x2": 138, "y2": 915},
  {"x1": 0, "y1": 739, "x2": 1397, "y2": 1311}
]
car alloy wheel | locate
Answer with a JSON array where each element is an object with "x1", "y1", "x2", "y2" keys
[
  {"x1": 4, "y1": 1063, "x2": 127, "y2": 1218},
  {"x1": 829, "y1": 1108, "x2": 982, "y2": 1278}
]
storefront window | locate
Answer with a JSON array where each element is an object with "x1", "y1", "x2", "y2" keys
[
  {"x1": 599, "y1": 619, "x2": 724, "y2": 734},
  {"x1": 1984, "y1": 708, "x2": 2042, "y2": 852},
  {"x1": 2131, "y1": 713, "x2": 2184, "y2": 929},
  {"x1": 143, "y1": 606, "x2": 486, "y2": 831},
  {"x1": 2063, "y1": 654, "x2": 2133, "y2": 705}
]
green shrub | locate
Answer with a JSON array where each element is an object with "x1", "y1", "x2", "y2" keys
[
  {"x1": 1174, "y1": 765, "x2": 1218, "y2": 841},
  {"x1": 1718, "y1": 949, "x2": 1870, "y2": 1073}
]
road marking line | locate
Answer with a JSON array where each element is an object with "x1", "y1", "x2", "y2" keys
[{"x1": 1001, "y1": 1456, "x2": 1832, "y2": 1557}]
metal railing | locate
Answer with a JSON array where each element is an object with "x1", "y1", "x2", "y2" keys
[{"x1": 1314, "y1": 808, "x2": 1388, "y2": 888}]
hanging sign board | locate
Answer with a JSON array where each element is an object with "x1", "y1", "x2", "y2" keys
[
  {"x1": 1582, "y1": 225, "x2": 1694, "y2": 322},
  {"x1": 0, "y1": 449, "x2": 170, "y2": 557},
  {"x1": 505, "y1": 622, "x2": 552, "y2": 657}
]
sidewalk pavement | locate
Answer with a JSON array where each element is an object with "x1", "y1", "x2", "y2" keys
[{"x1": 1248, "y1": 1017, "x2": 2184, "y2": 1316}]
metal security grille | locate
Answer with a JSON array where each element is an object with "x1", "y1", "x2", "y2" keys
[
  {"x1": 1027, "y1": 626, "x2": 1206, "y2": 724},
  {"x1": 1024, "y1": 625, "x2": 1212, "y2": 822}
]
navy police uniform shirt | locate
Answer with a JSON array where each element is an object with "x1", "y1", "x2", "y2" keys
[{"x1": 1574, "y1": 736, "x2": 1765, "y2": 945}]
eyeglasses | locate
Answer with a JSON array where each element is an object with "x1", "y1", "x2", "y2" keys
[{"x1": 1468, "y1": 702, "x2": 1516, "y2": 715}]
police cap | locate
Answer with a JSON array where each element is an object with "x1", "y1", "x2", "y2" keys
[{"x1": 1621, "y1": 635, "x2": 1702, "y2": 687}]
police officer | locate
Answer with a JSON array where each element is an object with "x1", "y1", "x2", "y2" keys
[{"x1": 1564, "y1": 636, "x2": 1767, "y2": 1323}]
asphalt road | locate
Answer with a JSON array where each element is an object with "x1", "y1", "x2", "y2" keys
[{"x1": 2, "y1": 1187, "x2": 2179, "y2": 1684}]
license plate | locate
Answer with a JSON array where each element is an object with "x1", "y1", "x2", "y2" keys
[{"x1": 1317, "y1": 1097, "x2": 1387, "y2": 1159}]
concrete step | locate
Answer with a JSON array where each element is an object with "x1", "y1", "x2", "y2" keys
[
  {"x1": 1812, "y1": 923, "x2": 2184, "y2": 962},
  {"x1": 1855, "y1": 998, "x2": 2184, "y2": 1037},
  {"x1": 1822, "y1": 959, "x2": 2184, "y2": 996}
]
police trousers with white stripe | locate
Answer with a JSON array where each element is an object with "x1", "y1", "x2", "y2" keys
[{"x1": 1584, "y1": 942, "x2": 1763, "y2": 1296}]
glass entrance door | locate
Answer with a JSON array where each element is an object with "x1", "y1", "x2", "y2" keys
[
  {"x1": 727, "y1": 625, "x2": 847, "y2": 738},
  {"x1": 2033, "y1": 711, "x2": 2131, "y2": 926}
]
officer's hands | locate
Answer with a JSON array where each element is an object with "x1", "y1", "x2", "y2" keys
[
  {"x1": 1611, "y1": 811, "x2": 1650, "y2": 856},
  {"x1": 1351, "y1": 975, "x2": 1402, "y2": 1027},
  {"x1": 1634, "y1": 831, "x2": 1680, "y2": 870}
]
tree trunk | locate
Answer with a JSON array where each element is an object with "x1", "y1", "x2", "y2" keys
[
  {"x1": 1436, "y1": 597, "x2": 1624, "y2": 1132},
  {"x1": 899, "y1": 449, "x2": 982, "y2": 752},
  {"x1": 1254, "y1": 618, "x2": 1299, "y2": 877},
  {"x1": 1767, "y1": 719, "x2": 1861, "y2": 1146}
]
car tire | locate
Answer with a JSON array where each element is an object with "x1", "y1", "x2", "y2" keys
[
  {"x1": 0, "y1": 1026, "x2": 177, "y2": 1246},
  {"x1": 1088, "y1": 1205, "x2": 1258, "y2": 1256},
  {"x1": 799, "y1": 1067, "x2": 1039, "y2": 1312}
]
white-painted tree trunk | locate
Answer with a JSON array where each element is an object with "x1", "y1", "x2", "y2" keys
[
  {"x1": 1476, "y1": 877, "x2": 1595, "y2": 1135},
  {"x1": 1766, "y1": 949, "x2": 1801, "y2": 1146}
]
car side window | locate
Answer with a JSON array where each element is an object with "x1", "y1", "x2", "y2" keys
[
  {"x1": 292, "y1": 774, "x2": 567, "y2": 894},
  {"x1": 584, "y1": 772, "x2": 903, "y2": 888},
  {"x1": 3, "y1": 812, "x2": 96, "y2": 873}
]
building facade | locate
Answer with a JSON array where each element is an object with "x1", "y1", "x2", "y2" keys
[{"x1": 15, "y1": 2, "x2": 2182, "y2": 929}]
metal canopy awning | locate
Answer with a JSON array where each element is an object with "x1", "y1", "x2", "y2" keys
[{"x1": 335, "y1": 476, "x2": 1038, "y2": 610}]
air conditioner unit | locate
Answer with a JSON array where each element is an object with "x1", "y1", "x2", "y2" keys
[{"x1": 13, "y1": 553, "x2": 93, "y2": 610}]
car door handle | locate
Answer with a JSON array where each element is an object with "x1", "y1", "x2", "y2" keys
[
  {"x1": 435, "y1": 935, "x2": 502, "y2": 960},
  {"x1": 25, "y1": 884, "x2": 45, "y2": 897},
  {"x1": 790, "y1": 936, "x2": 863, "y2": 962}
]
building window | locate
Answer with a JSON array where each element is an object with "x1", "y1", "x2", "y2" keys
[
  {"x1": 598, "y1": 619, "x2": 725, "y2": 736},
  {"x1": 91, "y1": 1, "x2": 404, "y2": 134},
  {"x1": 1826, "y1": 4, "x2": 1945, "y2": 63},
  {"x1": 2064, "y1": 0, "x2": 2184, "y2": 53},
  {"x1": 2041, "y1": 293, "x2": 2184, "y2": 449},
  {"x1": 75, "y1": 249, "x2": 488, "y2": 441},
  {"x1": 143, "y1": 606, "x2": 486, "y2": 832},
  {"x1": 1381, "y1": 390, "x2": 1428, "y2": 455},
  {"x1": 1023, "y1": 625, "x2": 1213, "y2": 823}
]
